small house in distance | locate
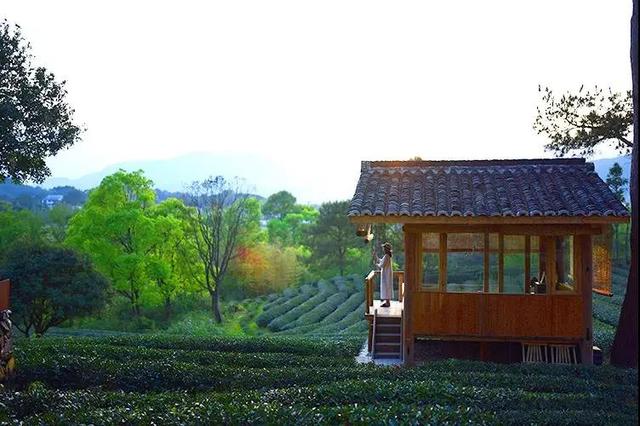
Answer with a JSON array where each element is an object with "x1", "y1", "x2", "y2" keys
[
  {"x1": 348, "y1": 159, "x2": 629, "y2": 365},
  {"x1": 41, "y1": 194, "x2": 64, "y2": 209}
]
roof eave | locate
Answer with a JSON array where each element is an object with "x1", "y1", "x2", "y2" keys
[{"x1": 348, "y1": 215, "x2": 630, "y2": 225}]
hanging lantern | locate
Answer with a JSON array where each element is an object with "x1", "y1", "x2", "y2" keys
[{"x1": 355, "y1": 223, "x2": 374, "y2": 243}]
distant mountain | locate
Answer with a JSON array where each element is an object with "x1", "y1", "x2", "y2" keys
[
  {"x1": 0, "y1": 181, "x2": 87, "y2": 209},
  {"x1": 43, "y1": 152, "x2": 292, "y2": 197},
  {"x1": 39, "y1": 152, "x2": 632, "y2": 206},
  {"x1": 592, "y1": 155, "x2": 631, "y2": 202}
]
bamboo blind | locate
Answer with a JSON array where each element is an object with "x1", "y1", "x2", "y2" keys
[{"x1": 592, "y1": 226, "x2": 613, "y2": 296}]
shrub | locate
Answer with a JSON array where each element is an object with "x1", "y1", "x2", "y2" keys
[
  {"x1": 255, "y1": 285, "x2": 319, "y2": 327},
  {"x1": 280, "y1": 291, "x2": 348, "y2": 331},
  {"x1": 267, "y1": 282, "x2": 337, "y2": 331}
]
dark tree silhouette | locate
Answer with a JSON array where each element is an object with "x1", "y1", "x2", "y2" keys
[
  {"x1": 0, "y1": 20, "x2": 82, "y2": 184},
  {"x1": 610, "y1": 0, "x2": 638, "y2": 369}
]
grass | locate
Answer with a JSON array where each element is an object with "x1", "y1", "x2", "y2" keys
[{"x1": 1, "y1": 334, "x2": 637, "y2": 425}]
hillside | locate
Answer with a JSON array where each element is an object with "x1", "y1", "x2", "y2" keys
[{"x1": 256, "y1": 274, "x2": 367, "y2": 336}]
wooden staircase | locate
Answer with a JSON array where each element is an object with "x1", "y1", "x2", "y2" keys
[{"x1": 373, "y1": 315, "x2": 402, "y2": 360}]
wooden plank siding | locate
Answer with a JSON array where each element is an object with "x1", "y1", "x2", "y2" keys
[
  {"x1": 411, "y1": 292, "x2": 583, "y2": 341},
  {"x1": 404, "y1": 225, "x2": 589, "y2": 347}
]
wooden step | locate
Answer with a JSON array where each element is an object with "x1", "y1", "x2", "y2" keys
[
  {"x1": 376, "y1": 333, "x2": 401, "y2": 343},
  {"x1": 376, "y1": 316, "x2": 401, "y2": 325},
  {"x1": 374, "y1": 351, "x2": 401, "y2": 359},
  {"x1": 376, "y1": 324, "x2": 400, "y2": 334},
  {"x1": 375, "y1": 343, "x2": 400, "y2": 353}
]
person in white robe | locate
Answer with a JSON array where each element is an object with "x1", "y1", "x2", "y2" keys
[{"x1": 374, "y1": 242, "x2": 393, "y2": 307}]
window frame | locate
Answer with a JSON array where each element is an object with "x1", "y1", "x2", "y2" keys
[{"x1": 416, "y1": 228, "x2": 579, "y2": 295}]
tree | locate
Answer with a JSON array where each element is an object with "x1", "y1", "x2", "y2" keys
[
  {"x1": 267, "y1": 205, "x2": 318, "y2": 247},
  {"x1": 611, "y1": 0, "x2": 638, "y2": 369},
  {"x1": 0, "y1": 20, "x2": 82, "y2": 184},
  {"x1": 146, "y1": 198, "x2": 198, "y2": 319},
  {"x1": 607, "y1": 163, "x2": 630, "y2": 261},
  {"x1": 0, "y1": 206, "x2": 43, "y2": 262},
  {"x1": 227, "y1": 243, "x2": 303, "y2": 297},
  {"x1": 186, "y1": 177, "x2": 262, "y2": 322},
  {"x1": 534, "y1": 85, "x2": 632, "y2": 157},
  {"x1": 44, "y1": 203, "x2": 75, "y2": 244},
  {"x1": 262, "y1": 190, "x2": 297, "y2": 220},
  {"x1": 65, "y1": 170, "x2": 158, "y2": 316},
  {"x1": 606, "y1": 162, "x2": 629, "y2": 203},
  {"x1": 1, "y1": 244, "x2": 109, "y2": 337},
  {"x1": 308, "y1": 200, "x2": 363, "y2": 276}
]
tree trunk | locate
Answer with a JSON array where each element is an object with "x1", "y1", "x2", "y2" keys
[
  {"x1": 164, "y1": 296, "x2": 172, "y2": 320},
  {"x1": 610, "y1": 0, "x2": 639, "y2": 368},
  {"x1": 211, "y1": 288, "x2": 223, "y2": 323}
]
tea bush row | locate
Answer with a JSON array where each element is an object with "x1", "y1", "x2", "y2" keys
[
  {"x1": 255, "y1": 285, "x2": 319, "y2": 327},
  {"x1": 280, "y1": 291, "x2": 349, "y2": 331},
  {"x1": 267, "y1": 282, "x2": 337, "y2": 331},
  {"x1": 2, "y1": 375, "x2": 636, "y2": 425},
  {"x1": 33, "y1": 334, "x2": 364, "y2": 358}
]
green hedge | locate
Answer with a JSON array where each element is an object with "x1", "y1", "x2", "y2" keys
[
  {"x1": 267, "y1": 282, "x2": 337, "y2": 331},
  {"x1": 256, "y1": 285, "x2": 319, "y2": 327},
  {"x1": 280, "y1": 291, "x2": 348, "y2": 331},
  {"x1": 2, "y1": 335, "x2": 637, "y2": 425},
  {"x1": 310, "y1": 302, "x2": 366, "y2": 335}
]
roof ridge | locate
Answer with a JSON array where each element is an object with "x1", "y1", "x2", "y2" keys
[{"x1": 362, "y1": 158, "x2": 588, "y2": 169}]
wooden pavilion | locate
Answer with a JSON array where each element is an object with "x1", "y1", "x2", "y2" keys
[{"x1": 348, "y1": 159, "x2": 629, "y2": 365}]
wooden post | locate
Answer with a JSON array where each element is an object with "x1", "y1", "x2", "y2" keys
[
  {"x1": 525, "y1": 236, "x2": 531, "y2": 293},
  {"x1": 403, "y1": 228, "x2": 417, "y2": 365},
  {"x1": 498, "y1": 234, "x2": 504, "y2": 293},
  {"x1": 579, "y1": 234, "x2": 593, "y2": 364},
  {"x1": 439, "y1": 233, "x2": 447, "y2": 292},
  {"x1": 483, "y1": 233, "x2": 490, "y2": 293}
]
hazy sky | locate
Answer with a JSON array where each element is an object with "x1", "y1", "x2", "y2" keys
[{"x1": 2, "y1": 1, "x2": 633, "y2": 202}]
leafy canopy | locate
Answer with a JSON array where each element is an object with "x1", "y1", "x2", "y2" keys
[
  {"x1": 0, "y1": 20, "x2": 82, "y2": 183},
  {"x1": 65, "y1": 170, "x2": 159, "y2": 316},
  {"x1": 1, "y1": 244, "x2": 109, "y2": 337},
  {"x1": 606, "y1": 162, "x2": 629, "y2": 203},
  {"x1": 262, "y1": 191, "x2": 297, "y2": 220},
  {"x1": 308, "y1": 200, "x2": 364, "y2": 276},
  {"x1": 534, "y1": 85, "x2": 632, "y2": 157}
]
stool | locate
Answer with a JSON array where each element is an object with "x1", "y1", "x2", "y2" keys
[
  {"x1": 522, "y1": 343, "x2": 547, "y2": 363},
  {"x1": 549, "y1": 344, "x2": 577, "y2": 364}
]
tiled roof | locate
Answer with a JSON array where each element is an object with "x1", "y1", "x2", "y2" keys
[{"x1": 348, "y1": 159, "x2": 629, "y2": 218}]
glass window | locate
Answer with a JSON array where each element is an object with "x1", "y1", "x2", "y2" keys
[
  {"x1": 528, "y1": 236, "x2": 544, "y2": 294},
  {"x1": 555, "y1": 236, "x2": 575, "y2": 292},
  {"x1": 488, "y1": 233, "x2": 499, "y2": 293},
  {"x1": 422, "y1": 253, "x2": 440, "y2": 290},
  {"x1": 446, "y1": 233, "x2": 484, "y2": 293},
  {"x1": 422, "y1": 233, "x2": 439, "y2": 290},
  {"x1": 503, "y1": 235, "x2": 525, "y2": 294}
]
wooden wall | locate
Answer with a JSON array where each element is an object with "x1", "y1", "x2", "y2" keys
[
  {"x1": 402, "y1": 223, "x2": 594, "y2": 344},
  {"x1": 411, "y1": 292, "x2": 583, "y2": 341}
]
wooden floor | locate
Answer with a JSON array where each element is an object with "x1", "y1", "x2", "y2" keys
[{"x1": 368, "y1": 300, "x2": 403, "y2": 318}]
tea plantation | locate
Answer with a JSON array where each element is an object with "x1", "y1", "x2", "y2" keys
[
  {"x1": 1, "y1": 334, "x2": 637, "y2": 424},
  {"x1": 1, "y1": 265, "x2": 636, "y2": 424},
  {"x1": 256, "y1": 274, "x2": 367, "y2": 336},
  {"x1": 592, "y1": 263, "x2": 630, "y2": 358}
]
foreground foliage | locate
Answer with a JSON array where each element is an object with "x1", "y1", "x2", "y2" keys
[{"x1": 1, "y1": 334, "x2": 637, "y2": 425}]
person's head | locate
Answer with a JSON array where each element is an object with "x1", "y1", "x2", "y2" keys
[{"x1": 382, "y1": 242, "x2": 392, "y2": 256}]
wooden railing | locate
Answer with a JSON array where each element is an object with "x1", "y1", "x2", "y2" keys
[{"x1": 364, "y1": 270, "x2": 404, "y2": 315}]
